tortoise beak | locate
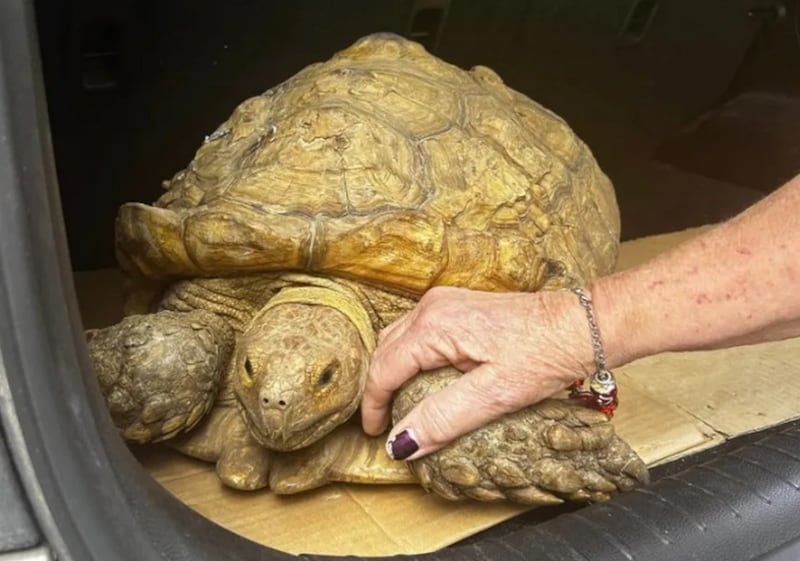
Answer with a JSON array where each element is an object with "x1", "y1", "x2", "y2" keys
[
  {"x1": 261, "y1": 408, "x2": 287, "y2": 437},
  {"x1": 245, "y1": 404, "x2": 343, "y2": 452}
]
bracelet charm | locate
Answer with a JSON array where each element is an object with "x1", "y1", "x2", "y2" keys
[{"x1": 569, "y1": 288, "x2": 619, "y2": 417}]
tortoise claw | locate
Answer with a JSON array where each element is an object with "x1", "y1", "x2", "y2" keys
[{"x1": 217, "y1": 442, "x2": 272, "y2": 490}]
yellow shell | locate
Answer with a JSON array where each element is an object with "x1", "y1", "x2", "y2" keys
[{"x1": 116, "y1": 33, "x2": 620, "y2": 294}]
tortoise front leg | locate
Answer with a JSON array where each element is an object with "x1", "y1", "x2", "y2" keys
[
  {"x1": 393, "y1": 368, "x2": 649, "y2": 505},
  {"x1": 167, "y1": 405, "x2": 274, "y2": 490},
  {"x1": 269, "y1": 422, "x2": 416, "y2": 494},
  {"x1": 85, "y1": 309, "x2": 233, "y2": 443}
]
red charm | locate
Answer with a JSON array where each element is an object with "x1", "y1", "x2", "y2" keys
[{"x1": 569, "y1": 370, "x2": 618, "y2": 417}]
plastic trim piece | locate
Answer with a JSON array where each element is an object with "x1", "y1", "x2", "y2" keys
[
  {"x1": 0, "y1": 547, "x2": 53, "y2": 561},
  {"x1": 2, "y1": 1, "x2": 800, "y2": 561},
  {"x1": 0, "y1": 428, "x2": 40, "y2": 552}
]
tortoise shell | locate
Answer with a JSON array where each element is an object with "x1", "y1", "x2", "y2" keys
[{"x1": 116, "y1": 33, "x2": 620, "y2": 294}]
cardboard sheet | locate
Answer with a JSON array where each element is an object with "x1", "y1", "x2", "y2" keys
[{"x1": 73, "y1": 226, "x2": 800, "y2": 556}]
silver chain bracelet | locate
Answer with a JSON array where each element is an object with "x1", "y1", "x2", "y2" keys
[{"x1": 568, "y1": 287, "x2": 619, "y2": 416}]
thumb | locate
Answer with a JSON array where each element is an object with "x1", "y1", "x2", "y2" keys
[{"x1": 385, "y1": 364, "x2": 531, "y2": 461}]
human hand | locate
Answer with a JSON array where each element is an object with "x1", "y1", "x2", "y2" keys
[{"x1": 360, "y1": 286, "x2": 595, "y2": 461}]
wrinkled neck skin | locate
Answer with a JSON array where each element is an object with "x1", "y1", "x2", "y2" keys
[{"x1": 232, "y1": 277, "x2": 377, "y2": 452}]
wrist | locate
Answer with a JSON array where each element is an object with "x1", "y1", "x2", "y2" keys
[
  {"x1": 530, "y1": 289, "x2": 598, "y2": 383},
  {"x1": 588, "y1": 272, "x2": 653, "y2": 369},
  {"x1": 543, "y1": 286, "x2": 623, "y2": 416}
]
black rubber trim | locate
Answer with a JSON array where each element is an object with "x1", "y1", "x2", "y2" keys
[
  {"x1": 2, "y1": 1, "x2": 800, "y2": 560},
  {"x1": 517, "y1": 424, "x2": 800, "y2": 561}
]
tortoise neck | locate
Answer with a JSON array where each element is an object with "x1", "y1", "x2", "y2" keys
[{"x1": 258, "y1": 273, "x2": 380, "y2": 353}]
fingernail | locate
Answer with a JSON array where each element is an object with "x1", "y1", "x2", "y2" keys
[{"x1": 386, "y1": 429, "x2": 419, "y2": 460}]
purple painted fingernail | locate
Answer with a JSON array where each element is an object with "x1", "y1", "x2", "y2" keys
[{"x1": 387, "y1": 429, "x2": 419, "y2": 460}]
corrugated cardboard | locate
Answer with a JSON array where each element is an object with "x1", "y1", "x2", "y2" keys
[{"x1": 73, "y1": 226, "x2": 800, "y2": 556}]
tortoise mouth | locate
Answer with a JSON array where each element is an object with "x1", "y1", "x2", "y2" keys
[{"x1": 238, "y1": 401, "x2": 352, "y2": 452}]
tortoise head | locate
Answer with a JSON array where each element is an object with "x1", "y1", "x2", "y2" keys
[{"x1": 232, "y1": 286, "x2": 374, "y2": 451}]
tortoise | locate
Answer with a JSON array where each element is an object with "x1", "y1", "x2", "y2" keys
[{"x1": 85, "y1": 33, "x2": 648, "y2": 504}]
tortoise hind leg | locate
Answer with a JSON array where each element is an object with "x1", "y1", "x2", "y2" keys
[
  {"x1": 85, "y1": 309, "x2": 233, "y2": 443},
  {"x1": 394, "y1": 368, "x2": 649, "y2": 505},
  {"x1": 269, "y1": 422, "x2": 416, "y2": 494}
]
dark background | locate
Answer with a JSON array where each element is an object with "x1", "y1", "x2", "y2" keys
[{"x1": 33, "y1": 0, "x2": 800, "y2": 270}]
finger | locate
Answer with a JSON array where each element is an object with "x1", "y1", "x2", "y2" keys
[
  {"x1": 376, "y1": 309, "x2": 414, "y2": 348},
  {"x1": 363, "y1": 288, "x2": 518, "y2": 436},
  {"x1": 383, "y1": 364, "x2": 510, "y2": 460},
  {"x1": 374, "y1": 286, "x2": 466, "y2": 350},
  {"x1": 361, "y1": 313, "x2": 416, "y2": 436},
  {"x1": 384, "y1": 364, "x2": 565, "y2": 461},
  {"x1": 376, "y1": 287, "x2": 502, "y2": 353},
  {"x1": 361, "y1": 330, "x2": 454, "y2": 436}
]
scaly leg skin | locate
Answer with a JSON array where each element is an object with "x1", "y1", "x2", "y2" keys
[
  {"x1": 168, "y1": 405, "x2": 273, "y2": 490},
  {"x1": 393, "y1": 368, "x2": 649, "y2": 505},
  {"x1": 85, "y1": 309, "x2": 234, "y2": 443},
  {"x1": 269, "y1": 422, "x2": 416, "y2": 494}
]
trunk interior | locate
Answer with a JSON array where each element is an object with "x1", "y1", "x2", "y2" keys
[{"x1": 33, "y1": 0, "x2": 800, "y2": 556}]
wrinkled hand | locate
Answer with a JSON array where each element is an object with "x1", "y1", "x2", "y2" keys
[{"x1": 361, "y1": 286, "x2": 595, "y2": 460}]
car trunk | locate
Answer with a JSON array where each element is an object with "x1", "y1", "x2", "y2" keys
[{"x1": 4, "y1": 0, "x2": 799, "y2": 559}]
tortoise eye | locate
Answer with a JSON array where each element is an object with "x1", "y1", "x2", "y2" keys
[
  {"x1": 318, "y1": 365, "x2": 335, "y2": 387},
  {"x1": 243, "y1": 357, "x2": 254, "y2": 380}
]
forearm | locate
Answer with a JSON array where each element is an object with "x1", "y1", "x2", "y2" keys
[{"x1": 593, "y1": 174, "x2": 800, "y2": 368}]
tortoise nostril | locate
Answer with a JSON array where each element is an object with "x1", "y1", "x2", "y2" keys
[{"x1": 260, "y1": 394, "x2": 288, "y2": 409}]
